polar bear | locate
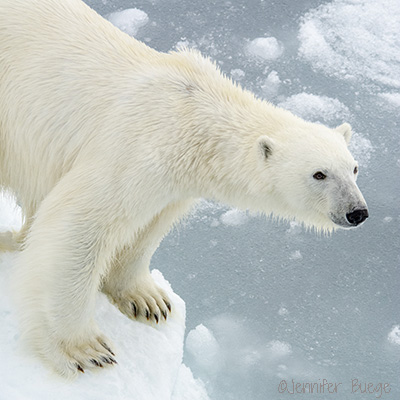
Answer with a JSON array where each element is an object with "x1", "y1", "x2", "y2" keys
[{"x1": 0, "y1": 0, "x2": 368, "y2": 377}]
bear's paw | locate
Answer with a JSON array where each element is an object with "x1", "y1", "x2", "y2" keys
[
  {"x1": 55, "y1": 334, "x2": 117, "y2": 377},
  {"x1": 106, "y1": 280, "x2": 172, "y2": 325}
]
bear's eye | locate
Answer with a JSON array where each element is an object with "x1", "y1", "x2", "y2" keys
[
  {"x1": 313, "y1": 171, "x2": 327, "y2": 180},
  {"x1": 354, "y1": 166, "x2": 358, "y2": 174}
]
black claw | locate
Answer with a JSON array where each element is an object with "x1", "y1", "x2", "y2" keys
[
  {"x1": 90, "y1": 359, "x2": 103, "y2": 368},
  {"x1": 101, "y1": 356, "x2": 114, "y2": 365},
  {"x1": 162, "y1": 310, "x2": 168, "y2": 320},
  {"x1": 100, "y1": 356, "x2": 117, "y2": 365},
  {"x1": 101, "y1": 342, "x2": 115, "y2": 356},
  {"x1": 154, "y1": 313, "x2": 159, "y2": 323},
  {"x1": 165, "y1": 301, "x2": 172, "y2": 312},
  {"x1": 145, "y1": 309, "x2": 150, "y2": 320},
  {"x1": 77, "y1": 364, "x2": 84, "y2": 373},
  {"x1": 131, "y1": 302, "x2": 137, "y2": 318}
]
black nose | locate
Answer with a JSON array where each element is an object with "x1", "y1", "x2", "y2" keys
[{"x1": 346, "y1": 209, "x2": 369, "y2": 225}]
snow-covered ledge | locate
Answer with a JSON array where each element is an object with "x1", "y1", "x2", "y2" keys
[{"x1": 0, "y1": 240, "x2": 208, "y2": 400}]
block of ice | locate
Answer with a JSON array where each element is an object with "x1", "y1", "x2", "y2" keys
[
  {"x1": 107, "y1": 8, "x2": 149, "y2": 36},
  {"x1": 186, "y1": 324, "x2": 221, "y2": 372},
  {"x1": 0, "y1": 241, "x2": 207, "y2": 400},
  {"x1": 230, "y1": 68, "x2": 246, "y2": 81},
  {"x1": 289, "y1": 250, "x2": 302, "y2": 260},
  {"x1": 261, "y1": 70, "x2": 281, "y2": 98},
  {"x1": 267, "y1": 340, "x2": 292, "y2": 358},
  {"x1": 388, "y1": 325, "x2": 400, "y2": 345},
  {"x1": 247, "y1": 37, "x2": 283, "y2": 61},
  {"x1": 220, "y1": 209, "x2": 249, "y2": 226}
]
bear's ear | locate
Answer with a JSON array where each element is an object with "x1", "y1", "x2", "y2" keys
[
  {"x1": 257, "y1": 135, "x2": 275, "y2": 160},
  {"x1": 336, "y1": 123, "x2": 352, "y2": 145}
]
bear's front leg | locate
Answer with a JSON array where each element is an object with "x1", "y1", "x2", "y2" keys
[
  {"x1": 102, "y1": 199, "x2": 194, "y2": 324},
  {"x1": 14, "y1": 180, "x2": 119, "y2": 378}
]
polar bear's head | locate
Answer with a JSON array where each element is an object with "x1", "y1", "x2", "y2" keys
[{"x1": 254, "y1": 122, "x2": 368, "y2": 231}]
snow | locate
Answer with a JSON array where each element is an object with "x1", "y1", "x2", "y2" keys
[
  {"x1": 286, "y1": 221, "x2": 302, "y2": 235},
  {"x1": 220, "y1": 209, "x2": 249, "y2": 226},
  {"x1": 230, "y1": 68, "x2": 245, "y2": 81},
  {"x1": 107, "y1": 8, "x2": 148, "y2": 37},
  {"x1": 267, "y1": 340, "x2": 292, "y2": 358},
  {"x1": 261, "y1": 70, "x2": 281, "y2": 98},
  {"x1": 172, "y1": 365, "x2": 209, "y2": 400},
  {"x1": 278, "y1": 306, "x2": 289, "y2": 316},
  {"x1": 289, "y1": 250, "x2": 302, "y2": 260},
  {"x1": 246, "y1": 37, "x2": 283, "y2": 61},
  {"x1": 298, "y1": 0, "x2": 400, "y2": 88},
  {"x1": 278, "y1": 93, "x2": 350, "y2": 124},
  {"x1": 185, "y1": 324, "x2": 220, "y2": 372},
  {"x1": 388, "y1": 326, "x2": 400, "y2": 345},
  {"x1": 175, "y1": 39, "x2": 191, "y2": 51},
  {"x1": 265, "y1": 70, "x2": 280, "y2": 85},
  {"x1": 0, "y1": 196, "x2": 209, "y2": 400}
]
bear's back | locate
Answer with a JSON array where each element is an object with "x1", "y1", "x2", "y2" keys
[{"x1": 0, "y1": 0, "x2": 163, "y2": 196}]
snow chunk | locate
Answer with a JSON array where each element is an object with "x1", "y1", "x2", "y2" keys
[
  {"x1": 261, "y1": 70, "x2": 281, "y2": 98},
  {"x1": 230, "y1": 68, "x2": 246, "y2": 81},
  {"x1": 175, "y1": 39, "x2": 191, "y2": 51},
  {"x1": 265, "y1": 70, "x2": 280, "y2": 85},
  {"x1": 267, "y1": 340, "x2": 293, "y2": 358},
  {"x1": 286, "y1": 221, "x2": 302, "y2": 235},
  {"x1": 220, "y1": 209, "x2": 249, "y2": 226},
  {"x1": 186, "y1": 324, "x2": 221, "y2": 372},
  {"x1": 108, "y1": 8, "x2": 149, "y2": 36},
  {"x1": 278, "y1": 306, "x2": 289, "y2": 316},
  {"x1": 388, "y1": 325, "x2": 400, "y2": 345},
  {"x1": 289, "y1": 250, "x2": 303, "y2": 260},
  {"x1": 247, "y1": 37, "x2": 283, "y2": 61},
  {"x1": 298, "y1": 0, "x2": 400, "y2": 88},
  {"x1": 278, "y1": 93, "x2": 350, "y2": 123}
]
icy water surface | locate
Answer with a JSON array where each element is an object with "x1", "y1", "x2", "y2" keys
[{"x1": 90, "y1": 1, "x2": 399, "y2": 398}]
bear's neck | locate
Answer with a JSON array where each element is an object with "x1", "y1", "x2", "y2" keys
[{"x1": 169, "y1": 78, "x2": 296, "y2": 211}]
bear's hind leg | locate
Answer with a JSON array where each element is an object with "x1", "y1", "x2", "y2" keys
[{"x1": 102, "y1": 199, "x2": 195, "y2": 324}]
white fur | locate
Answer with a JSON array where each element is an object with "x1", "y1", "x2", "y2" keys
[{"x1": 0, "y1": 0, "x2": 367, "y2": 377}]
